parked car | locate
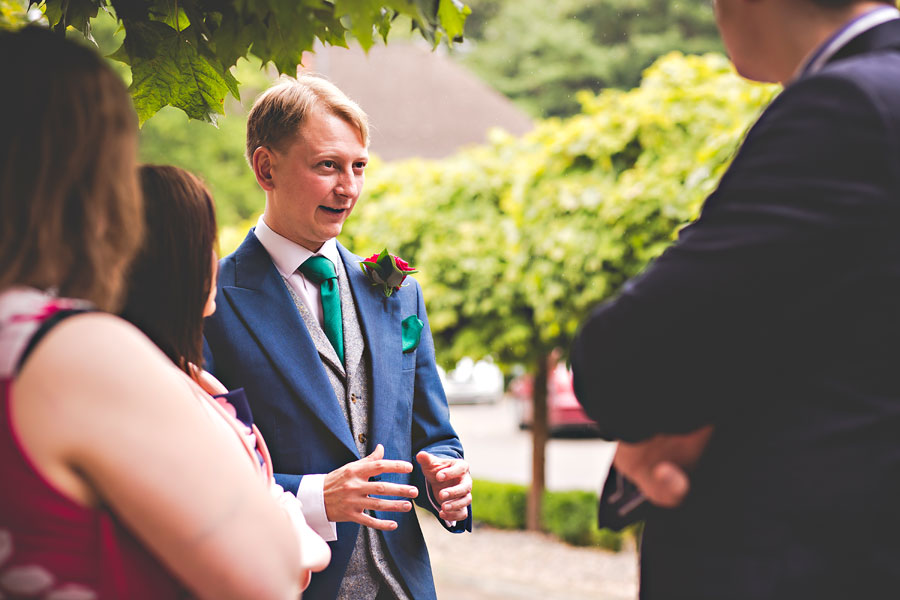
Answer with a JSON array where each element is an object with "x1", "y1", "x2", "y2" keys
[
  {"x1": 510, "y1": 363, "x2": 600, "y2": 436},
  {"x1": 438, "y1": 357, "x2": 504, "y2": 404}
]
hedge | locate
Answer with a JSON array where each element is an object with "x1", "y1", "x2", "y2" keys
[{"x1": 471, "y1": 479, "x2": 641, "y2": 552}]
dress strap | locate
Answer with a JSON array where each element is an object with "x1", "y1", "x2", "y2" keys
[{"x1": 17, "y1": 308, "x2": 95, "y2": 373}]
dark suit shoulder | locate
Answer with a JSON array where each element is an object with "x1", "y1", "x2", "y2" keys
[{"x1": 715, "y1": 63, "x2": 900, "y2": 202}]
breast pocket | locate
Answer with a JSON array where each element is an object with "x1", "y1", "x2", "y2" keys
[{"x1": 401, "y1": 348, "x2": 417, "y2": 370}]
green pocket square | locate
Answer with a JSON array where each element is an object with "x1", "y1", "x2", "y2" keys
[{"x1": 402, "y1": 315, "x2": 424, "y2": 353}]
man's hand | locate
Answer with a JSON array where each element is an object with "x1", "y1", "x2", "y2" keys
[
  {"x1": 614, "y1": 425, "x2": 714, "y2": 508},
  {"x1": 324, "y1": 444, "x2": 419, "y2": 530},
  {"x1": 416, "y1": 452, "x2": 472, "y2": 522}
]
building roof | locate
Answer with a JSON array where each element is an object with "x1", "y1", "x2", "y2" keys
[{"x1": 303, "y1": 42, "x2": 533, "y2": 162}]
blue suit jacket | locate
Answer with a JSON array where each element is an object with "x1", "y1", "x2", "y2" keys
[
  {"x1": 573, "y1": 19, "x2": 900, "y2": 600},
  {"x1": 203, "y1": 231, "x2": 471, "y2": 600}
]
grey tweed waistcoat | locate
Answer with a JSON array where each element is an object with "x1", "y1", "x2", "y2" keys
[{"x1": 283, "y1": 255, "x2": 409, "y2": 600}]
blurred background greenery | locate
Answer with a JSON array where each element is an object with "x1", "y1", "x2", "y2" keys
[
  {"x1": 37, "y1": 0, "x2": 773, "y2": 372},
  {"x1": 3, "y1": 0, "x2": 777, "y2": 539}
]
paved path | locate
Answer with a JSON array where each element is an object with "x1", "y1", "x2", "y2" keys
[
  {"x1": 448, "y1": 397, "x2": 616, "y2": 492},
  {"x1": 420, "y1": 399, "x2": 638, "y2": 599},
  {"x1": 422, "y1": 512, "x2": 639, "y2": 600}
]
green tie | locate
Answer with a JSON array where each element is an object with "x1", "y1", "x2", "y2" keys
[{"x1": 299, "y1": 256, "x2": 344, "y2": 364}]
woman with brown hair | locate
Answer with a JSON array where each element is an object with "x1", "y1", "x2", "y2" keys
[
  {"x1": 0, "y1": 27, "x2": 305, "y2": 599},
  {"x1": 120, "y1": 164, "x2": 330, "y2": 589}
]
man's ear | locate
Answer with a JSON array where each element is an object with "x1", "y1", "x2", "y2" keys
[{"x1": 252, "y1": 146, "x2": 276, "y2": 191}]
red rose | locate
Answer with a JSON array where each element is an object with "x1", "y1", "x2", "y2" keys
[
  {"x1": 360, "y1": 249, "x2": 419, "y2": 298},
  {"x1": 394, "y1": 256, "x2": 415, "y2": 272}
]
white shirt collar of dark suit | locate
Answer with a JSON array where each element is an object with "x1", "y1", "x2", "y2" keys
[{"x1": 794, "y1": 5, "x2": 900, "y2": 80}]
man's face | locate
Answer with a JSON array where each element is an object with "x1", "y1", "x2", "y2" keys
[{"x1": 264, "y1": 107, "x2": 368, "y2": 251}]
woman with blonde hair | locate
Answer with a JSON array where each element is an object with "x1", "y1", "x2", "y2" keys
[{"x1": 0, "y1": 27, "x2": 307, "y2": 599}]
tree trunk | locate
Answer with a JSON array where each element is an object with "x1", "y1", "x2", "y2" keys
[{"x1": 527, "y1": 352, "x2": 549, "y2": 531}]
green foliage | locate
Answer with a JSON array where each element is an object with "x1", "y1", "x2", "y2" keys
[
  {"x1": 341, "y1": 52, "x2": 778, "y2": 371},
  {"x1": 138, "y1": 103, "x2": 263, "y2": 225},
  {"x1": 540, "y1": 489, "x2": 619, "y2": 550},
  {"x1": 27, "y1": 0, "x2": 469, "y2": 124},
  {"x1": 471, "y1": 479, "x2": 527, "y2": 530},
  {"x1": 472, "y1": 479, "x2": 631, "y2": 551},
  {"x1": 0, "y1": 0, "x2": 29, "y2": 29},
  {"x1": 460, "y1": 0, "x2": 723, "y2": 118}
]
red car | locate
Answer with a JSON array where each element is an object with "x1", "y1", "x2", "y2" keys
[{"x1": 511, "y1": 364, "x2": 600, "y2": 436}]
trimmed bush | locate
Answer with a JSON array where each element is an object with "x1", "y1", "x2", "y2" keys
[
  {"x1": 471, "y1": 480, "x2": 528, "y2": 530},
  {"x1": 472, "y1": 479, "x2": 631, "y2": 551}
]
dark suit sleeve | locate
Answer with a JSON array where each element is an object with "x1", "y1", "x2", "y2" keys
[
  {"x1": 407, "y1": 280, "x2": 473, "y2": 532},
  {"x1": 572, "y1": 71, "x2": 895, "y2": 442}
]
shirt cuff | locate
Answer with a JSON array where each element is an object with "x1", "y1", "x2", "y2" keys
[
  {"x1": 297, "y1": 473, "x2": 338, "y2": 541},
  {"x1": 425, "y1": 480, "x2": 457, "y2": 528}
]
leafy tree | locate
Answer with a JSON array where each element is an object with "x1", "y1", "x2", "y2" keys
[
  {"x1": 0, "y1": 0, "x2": 29, "y2": 29},
  {"x1": 460, "y1": 0, "x2": 722, "y2": 118},
  {"x1": 342, "y1": 52, "x2": 777, "y2": 528},
  {"x1": 20, "y1": 0, "x2": 469, "y2": 124}
]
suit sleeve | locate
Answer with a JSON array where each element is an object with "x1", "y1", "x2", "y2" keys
[
  {"x1": 407, "y1": 280, "x2": 473, "y2": 532},
  {"x1": 571, "y1": 71, "x2": 895, "y2": 442}
]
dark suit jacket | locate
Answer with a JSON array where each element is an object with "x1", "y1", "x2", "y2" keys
[
  {"x1": 204, "y1": 233, "x2": 471, "y2": 600},
  {"x1": 572, "y1": 20, "x2": 900, "y2": 600}
]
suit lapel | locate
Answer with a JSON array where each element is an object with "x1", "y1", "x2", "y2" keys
[
  {"x1": 338, "y1": 243, "x2": 402, "y2": 448},
  {"x1": 282, "y1": 278, "x2": 346, "y2": 380},
  {"x1": 224, "y1": 231, "x2": 359, "y2": 458}
]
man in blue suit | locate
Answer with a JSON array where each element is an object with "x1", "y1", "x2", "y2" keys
[
  {"x1": 204, "y1": 76, "x2": 472, "y2": 599},
  {"x1": 573, "y1": 1, "x2": 900, "y2": 598}
]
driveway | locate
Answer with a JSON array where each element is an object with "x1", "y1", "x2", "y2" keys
[{"x1": 448, "y1": 396, "x2": 616, "y2": 492}]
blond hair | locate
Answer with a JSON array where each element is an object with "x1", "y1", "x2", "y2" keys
[{"x1": 245, "y1": 74, "x2": 369, "y2": 163}]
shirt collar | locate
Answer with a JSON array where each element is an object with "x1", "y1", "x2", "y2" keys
[
  {"x1": 795, "y1": 5, "x2": 900, "y2": 79},
  {"x1": 253, "y1": 215, "x2": 341, "y2": 278}
]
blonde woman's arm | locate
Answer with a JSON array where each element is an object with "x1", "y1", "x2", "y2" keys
[{"x1": 13, "y1": 313, "x2": 302, "y2": 600}]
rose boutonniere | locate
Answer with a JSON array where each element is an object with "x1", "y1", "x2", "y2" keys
[{"x1": 360, "y1": 248, "x2": 418, "y2": 297}]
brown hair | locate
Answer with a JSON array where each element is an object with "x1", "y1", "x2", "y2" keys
[
  {"x1": 0, "y1": 27, "x2": 141, "y2": 312},
  {"x1": 245, "y1": 74, "x2": 369, "y2": 163},
  {"x1": 120, "y1": 166, "x2": 218, "y2": 375}
]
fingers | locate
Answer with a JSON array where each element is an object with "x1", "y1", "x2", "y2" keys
[
  {"x1": 415, "y1": 451, "x2": 443, "y2": 471},
  {"x1": 440, "y1": 493, "x2": 471, "y2": 514},
  {"x1": 439, "y1": 494, "x2": 471, "y2": 521},
  {"x1": 363, "y1": 496, "x2": 413, "y2": 513},
  {"x1": 356, "y1": 513, "x2": 400, "y2": 531},
  {"x1": 433, "y1": 459, "x2": 469, "y2": 482},
  {"x1": 440, "y1": 508, "x2": 469, "y2": 522},
  {"x1": 436, "y1": 479, "x2": 470, "y2": 502},
  {"x1": 363, "y1": 444, "x2": 385, "y2": 461},
  {"x1": 416, "y1": 452, "x2": 469, "y2": 484},
  {"x1": 360, "y1": 459, "x2": 414, "y2": 478},
  {"x1": 363, "y1": 481, "x2": 418, "y2": 499},
  {"x1": 645, "y1": 461, "x2": 690, "y2": 508}
]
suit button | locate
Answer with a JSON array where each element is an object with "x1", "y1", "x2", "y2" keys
[
  {"x1": 351, "y1": 394, "x2": 358, "y2": 404},
  {"x1": 358, "y1": 433, "x2": 367, "y2": 444}
]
